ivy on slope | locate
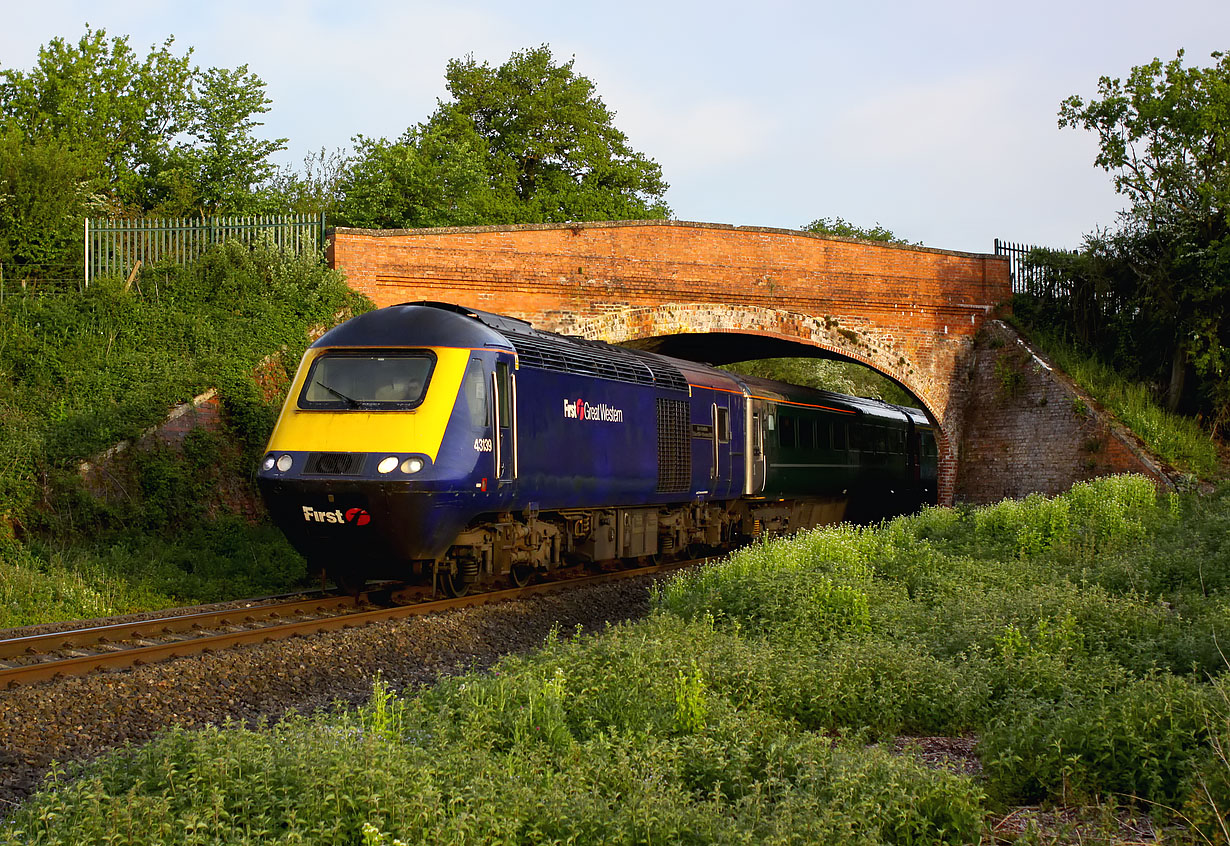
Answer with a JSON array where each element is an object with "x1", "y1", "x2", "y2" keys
[{"x1": 0, "y1": 240, "x2": 370, "y2": 541}]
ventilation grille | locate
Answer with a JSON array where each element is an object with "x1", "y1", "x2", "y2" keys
[
  {"x1": 306, "y1": 452, "x2": 363, "y2": 475},
  {"x1": 506, "y1": 332, "x2": 688, "y2": 392},
  {"x1": 656, "y1": 398, "x2": 691, "y2": 493}
]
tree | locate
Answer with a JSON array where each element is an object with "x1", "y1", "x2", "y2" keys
[
  {"x1": 0, "y1": 124, "x2": 102, "y2": 280},
  {"x1": 0, "y1": 26, "x2": 195, "y2": 210},
  {"x1": 723, "y1": 357, "x2": 914, "y2": 405},
  {"x1": 0, "y1": 26, "x2": 286, "y2": 217},
  {"x1": 338, "y1": 45, "x2": 670, "y2": 228},
  {"x1": 143, "y1": 65, "x2": 287, "y2": 215},
  {"x1": 1058, "y1": 49, "x2": 1230, "y2": 416},
  {"x1": 802, "y1": 217, "x2": 918, "y2": 245},
  {"x1": 338, "y1": 120, "x2": 507, "y2": 228},
  {"x1": 263, "y1": 147, "x2": 351, "y2": 218}
]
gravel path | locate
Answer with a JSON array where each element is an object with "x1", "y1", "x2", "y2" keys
[{"x1": 0, "y1": 577, "x2": 655, "y2": 816}]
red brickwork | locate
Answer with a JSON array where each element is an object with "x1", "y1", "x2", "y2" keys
[
  {"x1": 329, "y1": 220, "x2": 1013, "y2": 504},
  {"x1": 956, "y1": 321, "x2": 1173, "y2": 501}
]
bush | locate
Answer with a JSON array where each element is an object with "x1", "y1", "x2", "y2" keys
[
  {"x1": 9, "y1": 475, "x2": 1230, "y2": 838},
  {"x1": 980, "y1": 672, "x2": 1213, "y2": 806}
]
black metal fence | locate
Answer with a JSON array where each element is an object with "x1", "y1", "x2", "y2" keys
[{"x1": 994, "y1": 238, "x2": 1078, "y2": 298}]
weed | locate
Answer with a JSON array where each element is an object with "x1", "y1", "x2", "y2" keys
[
  {"x1": 996, "y1": 356, "x2": 1027, "y2": 399},
  {"x1": 0, "y1": 239, "x2": 369, "y2": 616},
  {"x1": 672, "y1": 661, "x2": 708, "y2": 735}
]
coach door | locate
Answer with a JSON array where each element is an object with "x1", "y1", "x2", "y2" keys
[
  {"x1": 492, "y1": 361, "x2": 517, "y2": 484},
  {"x1": 711, "y1": 401, "x2": 732, "y2": 495},
  {"x1": 746, "y1": 397, "x2": 766, "y2": 495}
]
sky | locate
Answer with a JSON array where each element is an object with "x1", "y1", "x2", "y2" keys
[{"x1": 3, "y1": 0, "x2": 1228, "y2": 254}]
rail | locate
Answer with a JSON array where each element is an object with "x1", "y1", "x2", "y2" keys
[{"x1": 0, "y1": 559, "x2": 698, "y2": 689}]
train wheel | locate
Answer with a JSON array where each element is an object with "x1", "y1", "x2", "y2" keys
[
  {"x1": 509, "y1": 563, "x2": 534, "y2": 588},
  {"x1": 441, "y1": 568, "x2": 469, "y2": 598}
]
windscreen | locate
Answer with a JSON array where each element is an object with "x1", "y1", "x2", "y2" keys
[{"x1": 298, "y1": 352, "x2": 435, "y2": 410}]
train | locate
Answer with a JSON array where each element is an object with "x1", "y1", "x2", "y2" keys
[{"x1": 257, "y1": 302, "x2": 938, "y2": 595}]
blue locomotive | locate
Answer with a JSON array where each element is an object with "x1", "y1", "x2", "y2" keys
[{"x1": 257, "y1": 302, "x2": 937, "y2": 594}]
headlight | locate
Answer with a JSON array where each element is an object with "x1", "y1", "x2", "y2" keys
[
  {"x1": 276, "y1": 454, "x2": 293, "y2": 472},
  {"x1": 400, "y1": 457, "x2": 424, "y2": 474},
  {"x1": 261, "y1": 455, "x2": 276, "y2": 471},
  {"x1": 377, "y1": 456, "x2": 399, "y2": 474}
]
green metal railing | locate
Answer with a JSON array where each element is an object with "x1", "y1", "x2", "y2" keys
[{"x1": 85, "y1": 213, "x2": 327, "y2": 285}]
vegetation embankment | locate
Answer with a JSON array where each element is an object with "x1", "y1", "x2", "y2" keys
[
  {"x1": 5, "y1": 475, "x2": 1229, "y2": 844},
  {"x1": 0, "y1": 242, "x2": 369, "y2": 628},
  {"x1": 1010, "y1": 316, "x2": 1223, "y2": 482}
]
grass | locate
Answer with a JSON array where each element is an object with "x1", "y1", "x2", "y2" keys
[
  {"x1": 0, "y1": 522, "x2": 310, "y2": 630},
  {"x1": 6, "y1": 475, "x2": 1230, "y2": 844},
  {"x1": 0, "y1": 542, "x2": 176, "y2": 630}
]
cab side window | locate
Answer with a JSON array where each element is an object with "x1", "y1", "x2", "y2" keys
[{"x1": 463, "y1": 358, "x2": 488, "y2": 429}]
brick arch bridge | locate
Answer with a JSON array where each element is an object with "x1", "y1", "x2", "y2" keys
[{"x1": 328, "y1": 220, "x2": 1014, "y2": 504}]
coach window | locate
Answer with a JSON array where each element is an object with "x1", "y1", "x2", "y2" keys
[
  {"x1": 716, "y1": 406, "x2": 731, "y2": 442},
  {"x1": 798, "y1": 417, "x2": 815, "y2": 449},
  {"x1": 833, "y1": 422, "x2": 847, "y2": 451},
  {"x1": 779, "y1": 414, "x2": 796, "y2": 448}
]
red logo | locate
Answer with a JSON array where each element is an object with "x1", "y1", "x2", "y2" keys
[
  {"x1": 576, "y1": 397, "x2": 586, "y2": 420},
  {"x1": 344, "y1": 508, "x2": 371, "y2": 526}
]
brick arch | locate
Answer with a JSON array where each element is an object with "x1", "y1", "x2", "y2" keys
[
  {"x1": 573, "y1": 303, "x2": 930, "y2": 412},
  {"x1": 570, "y1": 302, "x2": 958, "y2": 502}
]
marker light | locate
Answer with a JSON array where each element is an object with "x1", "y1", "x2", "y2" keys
[
  {"x1": 276, "y1": 454, "x2": 293, "y2": 472},
  {"x1": 400, "y1": 457, "x2": 425, "y2": 474},
  {"x1": 261, "y1": 455, "x2": 276, "y2": 471},
  {"x1": 377, "y1": 456, "x2": 399, "y2": 474}
]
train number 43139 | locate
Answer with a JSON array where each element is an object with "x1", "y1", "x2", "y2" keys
[{"x1": 473, "y1": 438, "x2": 494, "y2": 453}]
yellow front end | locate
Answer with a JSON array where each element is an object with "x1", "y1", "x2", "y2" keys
[{"x1": 265, "y1": 346, "x2": 473, "y2": 459}]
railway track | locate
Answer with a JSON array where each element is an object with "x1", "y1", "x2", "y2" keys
[{"x1": 0, "y1": 559, "x2": 697, "y2": 690}]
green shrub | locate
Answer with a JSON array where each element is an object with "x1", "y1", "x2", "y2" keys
[
  {"x1": 0, "y1": 238, "x2": 364, "y2": 530},
  {"x1": 0, "y1": 543, "x2": 176, "y2": 628},
  {"x1": 980, "y1": 671, "x2": 1213, "y2": 805},
  {"x1": 0, "y1": 238, "x2": 368, "y2": 611},
  {"x1": 1184, "y1": 675, "x2": 1230, "y2": 845},
  {"x1": 10, "y1": 475, "x2": 1230, "y2": 838},
  {"x1": 654, "y1": 524, "x2": 878, "y2": 637}
]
